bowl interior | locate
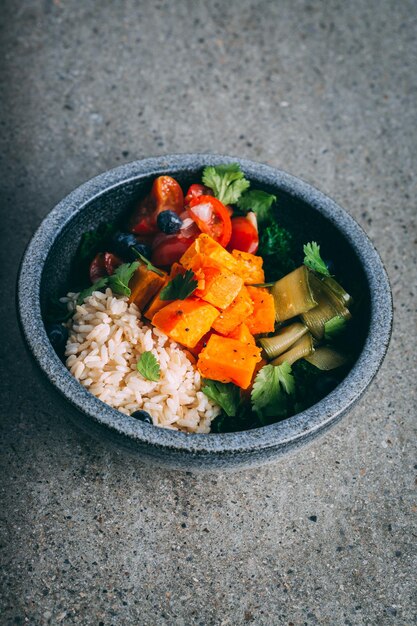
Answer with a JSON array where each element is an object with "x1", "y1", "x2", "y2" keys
[{"x1": 40, "y1": 165, "x2": 371, "y2": 383}]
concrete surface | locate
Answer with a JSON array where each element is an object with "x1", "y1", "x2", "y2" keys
[{"x1": 1, "y1": 0, "x2": 416, "y2": 624}]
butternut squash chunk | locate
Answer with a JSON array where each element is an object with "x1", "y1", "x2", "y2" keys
[
  {"x1": 227, "y1": 322, "x2": 256, "y2": 346},
  {"x1": 212, "y1": 286, "x2": 254, "y2": 335},
  {"x1": 231, "y1": 249, "x2": 265, "y2": 284},
  {"x1": 244, "y1": 286, "x2": 276, "y2": 335},
  {"x1": 129, "y1": 265, "x2": 167, "y2": 311},
  {"x1": 188, "y1": 253, "x2": 243, "y2": 310},
  {"x1": 152, "y1": 298, "x2": 219, "y2": 349},
  {"x1": 180, "y1": 233, "x2": 241, "y2": 274},
  {"x1": 197, "y1": 334, "x2": 262, "y2": 390},
  {"x1": 144, "y1": 263, "x2": 199, "y2": 320}
]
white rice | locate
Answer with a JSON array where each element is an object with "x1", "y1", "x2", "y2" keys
[{"x1": 62, "y1": 288, "x2": 220, "y2": 433}]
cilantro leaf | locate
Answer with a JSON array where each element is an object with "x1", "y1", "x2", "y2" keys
[
  {"x1": 324, "y1": 315, "x2": 347, "y2": 340},
  {"x1": 108, "y1": 261, "x2": 139, "y2": 296},
  {"x1": 77, "y1": 276, "x2": 109, "y2": 305},
  {"x1": 136, "y1": 351, "x2": 160, "y2": 382},
  {"x1": 202, "y1": 163, "x2": 250, "y2": 205},
  {"x1": 237, "y1": 190, "x2": 276, "y2": 223},
  {"x1": 130, "y1": 248, "x2": 164, "y2": 277},
  {"x1": 159, "y1": 270, "x2": 198, "y2": 301},
  {"x1": 201, "y1": 380, "x2": 240, "y2": 417},
  {"x1": 77, "y1": 222, "x2": 115, "y2": 263},
  {"x1": 251, "y1": 363, "x2": 295, "y2": 422},
  {"x1": 303, "y1": 242, "x2": 331, "y2": 276}
]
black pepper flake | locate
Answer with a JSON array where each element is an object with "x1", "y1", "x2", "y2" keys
[
  {"x1": 185, "y1": 328, "x2": 190, "y2": 332},
  {"x1": 233, "y1": 349, "x2": 237, "y2": 352}
]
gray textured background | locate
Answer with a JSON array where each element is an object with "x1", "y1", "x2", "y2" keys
[{"x1": 1, "y1": 1, "x2": 416, "y2": 624}]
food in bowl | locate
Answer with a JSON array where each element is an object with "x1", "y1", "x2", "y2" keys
[{"x1": 46, "y1": 163, "x2": 357, "y2": 434}]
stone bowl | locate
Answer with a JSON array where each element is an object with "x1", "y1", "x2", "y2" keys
[{"x1": 17, "y1": 154, "x2": 392, "y2": 470}]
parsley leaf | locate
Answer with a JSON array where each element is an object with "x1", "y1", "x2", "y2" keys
[
  {"x1": 202, "y1": 380, "x2": 240, "y2": 417},
  {"x1": 324, "y1": 315, "x2": 347, "y2": 340},
  {"x1": 237, "y1": 190, "x2": 276, "y2": 223},
  {"x1": 136, "y1": 351, "x2": 160, "y2": 382},
  {"x1": 108, "y1": 261, "x2": 139, "y2": 296},
  {"x1": 77, "y1": 222, "x2": 115, "y2": 263},
  {"x1": 202, "y1": 163, "x2": 250, "y2": 205},
  {"x1": 77, "y1": 276, "x2": 109, "y2": 305},
  {"x1": 159, "y1": 270, "x2": 198, "y2": 301},
  {"x1": 251, "y1": 362, "x2": 295, "y2": 422},
  {"x1": 303, "y1": 242, "x2": 331, "y2": 276},
  {"x1": 130, "y1": 249, "x2": 164, "y2": 277}
]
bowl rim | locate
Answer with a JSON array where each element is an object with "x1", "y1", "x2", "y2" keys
[{"x1": 17, "y1": 153, "x2": 393, "y2": 455}]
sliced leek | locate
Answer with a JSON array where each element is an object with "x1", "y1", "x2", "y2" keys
[
  {"x1": 305, "y1": 347, "x2": 348, "y2": 370},
  {"x1": 301, "y1": 273, "x2": 351, "y2": 339},
  {"x1": 271, "y1": 333, "x2": 314, "y2": 366},
  {"x1": 321, "y1": 275, "x2": 352, "y2": 307},
  {"x1": 259, "y1": 322, "x2": 308, "y2": 360},
  {"x1": 271, "y1": 266, "x2": 317, "y2": 322}
]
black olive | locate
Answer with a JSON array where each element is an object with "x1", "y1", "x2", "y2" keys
[
  {"x1": 46, "y1": 323, "x2": 68, "y2": 354},
  {"x1": 111, "y1": 231, "x2": 151, "y2": 262},
  {"x1": 131, "y1": 410, "x2": 153, "y2": 424},
  {"x1": 156, "y1": 210, "x2": 183, "y2": 234}
]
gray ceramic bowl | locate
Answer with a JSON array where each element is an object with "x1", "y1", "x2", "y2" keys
[{"x1": 17, "y1": 154, "x2": 392, "y2": 470}]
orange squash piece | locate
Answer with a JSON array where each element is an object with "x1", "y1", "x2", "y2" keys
[
  {"x1": 227, "y1": 322, "x2": 256, "y2": 346},
  {"x1": 143, "y1": 263, "x2": 190, "y2": 320},
  {"x1": 197, "y1": 334, "x2": 262, "y2": 389},
  {"x1": 212, "y1": 286, "x2": 254, "y2": 335},
  {"x1": 129, "y1": 266, "x2": 167, "y2": 311},
  {"x1": 180, "y1": 233, "x2": 241, "y2": 275},
  {"x1": 231, "y1": 249, "x2": 265, "y2": 285},
  {"x1": 244, "y1": 286, "x2": 276, "y2": 335},
  {"x1": 152, "y1": 298, "x2": 219, "y2": 349},
  {"x1": 187, "y1": 253, "x2": 243, "y2": 310}
]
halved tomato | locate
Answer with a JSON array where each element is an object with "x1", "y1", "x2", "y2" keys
[
  {"x1": 151, "y1": 234, "x2": 196, "y2": 267},
  {"x1": 188, "y1": 195, "x2": 232, "y2": 247},
  {"x1": 89, "y1": 252, "x2": 124, "y2": 283},
  {"x1": 227, "y1": 216, "x2": 259, "y2": 254},
  {"x1": 129, "y1": 175, "x2": 184, "y2": 235},
  {"x1": 184, "y1": 184, "x2": 212, "y2": 207}
]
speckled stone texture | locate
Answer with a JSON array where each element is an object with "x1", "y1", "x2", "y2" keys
[{"x1": 1, "y1": 0, "x2": 416, "y2": 624}]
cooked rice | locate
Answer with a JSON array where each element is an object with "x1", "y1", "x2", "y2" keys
[{"x1": 62, "y1": 288, "x2": 220, "y2": 433}]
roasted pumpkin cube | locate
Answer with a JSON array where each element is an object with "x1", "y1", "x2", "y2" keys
[
  {"x1": 187, "y1": 254, "x2": 243, "y2": 310},
  {"x1": 227, "y1": 322, "x2": 256, "y2": 346},
  {"x1": 180, "y1": 233, "x2": 241, "y2": 274},
  {"x1": 151, "y1": 298, "x2": 219, "y2": 349},
  {"x1": 231, "y1": 249, "x2": 265, "y2": 285},
  {"x1": 129, "y1": 266, "x2": 167, "y2": 311},
  {"x1": 244, "y1": 286, "x2": 276, "y2": 335},
  {"x1": 212, "y1": 286, "x2": 254, "y2": 335},
  {"x1": 197, "y1": 334, "x2": 262, "y2": 389}
]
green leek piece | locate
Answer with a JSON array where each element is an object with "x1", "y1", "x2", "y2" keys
[
  {"x1": 259, "y1": 322, "x2": 308, "y2": 360},
  {"x1": 270, "y1": 333, "x2": 314, "y2": 367},
  {"x1": 301, "y1": 273, "x2": 351, "y2": 339},
  {"x1": 305, "y1": 347, "x2": 348, "y2": 370},
  {"x1": 271, "y1": 266, "x2": 317, "y2": 322}
]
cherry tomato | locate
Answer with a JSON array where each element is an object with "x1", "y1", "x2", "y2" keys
[
  {"x1": 184, "y1": 184, "x2": 211, "y2": 206},
  {"x1": 153, "y1": 175, "x2": 184, "y2": 214},
  {"x1": 227, "y1": 216, "x2": 259, "y2": 254},
  {"x1": 129, "y1": 176, "x2": 184, "y2": 235},
  {"x1": 151, "y1": 234, "x2": 196, "y2": 267},
  {"x1": 104, "y1": 252, "x2": 123, "y2": 275},
  {"x1": 189, "y1": 195, "x2": 232, "y2": 247},
  {"x1": 89, "y1": 253, "x2": 107, "y2": 283}
]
